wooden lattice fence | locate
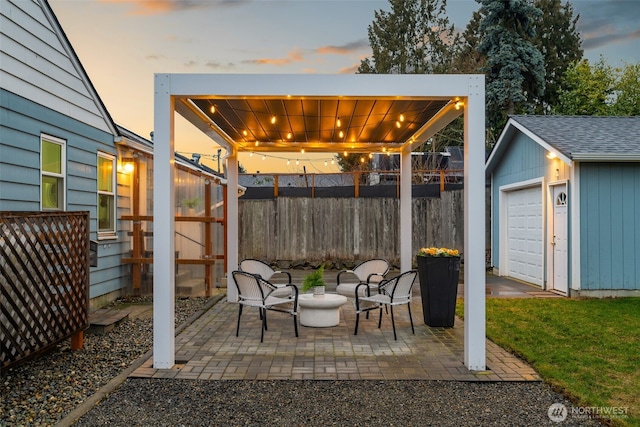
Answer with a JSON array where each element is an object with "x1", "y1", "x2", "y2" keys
[{"x1": 1, "y1": 212, "x2": 90, "y2": 372}]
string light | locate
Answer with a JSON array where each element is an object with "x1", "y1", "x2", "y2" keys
[
  {"x1": 177, "y1": 150, "x2": 350, "y2": 170},
  {"x1": 271, "y1": 116, "x2": 276, "y2": 124},
  {"x1": 210, "y1": 105, "x2": 216, "y2": 114}
]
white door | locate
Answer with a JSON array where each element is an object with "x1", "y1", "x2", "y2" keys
[
  {"x1": 551, "y1": 184, "x2": 569, "y2": 294},
  {"x1": 505, "y1": 186, "x2": 544, "y2": 286}
]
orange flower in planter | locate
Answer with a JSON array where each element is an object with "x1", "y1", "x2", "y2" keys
[{"x1": 417, "y1": 247, "x2": 460, "y2": 257}]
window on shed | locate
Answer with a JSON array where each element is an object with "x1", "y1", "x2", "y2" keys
[
  {"x1": 98, "y1": 152, "x2": 116, "y2": 237},
  {"x1": 41, "y1": 135, "x2": 66, "y2": 210}
]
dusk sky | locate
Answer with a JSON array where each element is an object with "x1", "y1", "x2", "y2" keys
[{"x1": 49, "y1": 0, "x2": 640, "y2": 173}]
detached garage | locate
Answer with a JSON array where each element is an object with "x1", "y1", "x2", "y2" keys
[{"x1": 486, "y1": 115, "x2": 640, "y2": 297}]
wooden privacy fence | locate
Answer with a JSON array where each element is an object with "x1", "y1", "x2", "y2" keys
[
  {"x1": 239, "y1": 189, "x2": 473, "y2": 267},
  {"x1": 1, "y1": 212, "x2": 90, "y2": 372}
]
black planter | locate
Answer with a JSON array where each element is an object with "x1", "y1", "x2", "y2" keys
[{"x1": 417, "y1": 256, "x2": 461, "y2": 327}]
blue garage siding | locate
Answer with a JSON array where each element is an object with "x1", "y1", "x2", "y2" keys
[
  {"x1": 490, "y1": 133, "x2": 549, "y2": 268},
  {"x1": 580, "y1": 163, "x2": 640, "y2": 290},
  {"x1": 1, "y1": 89, "x2": 129, "y2": 299}
]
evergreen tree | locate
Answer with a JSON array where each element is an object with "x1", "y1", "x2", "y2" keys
[
  {"x1": 477, "y1": 0, "x2": 545, "y2": 135},
  {"x1": 357, "y1": 0, "x2": 460, "y2": 75},
  {"x1": 531, "y1": 0, "x2": 583, "y2": 113},
  {"x1": 451, "y1": 11, "x2": 485, "y2": 74}
]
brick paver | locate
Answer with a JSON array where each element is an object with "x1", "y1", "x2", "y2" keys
[{"x1": 131, "y1": 294, "x2": 541, "y2": 382}]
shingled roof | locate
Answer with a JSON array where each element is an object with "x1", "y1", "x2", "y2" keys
[{"x1": 486, "y1": 116, "x2": 640, "y2": 173}]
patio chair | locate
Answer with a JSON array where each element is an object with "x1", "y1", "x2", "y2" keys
[
  {"x1": 231, "y1": 270, "x2": 299, "y2": 343},
  {"x1": 239, "y1": 258, "x2": 292, "y2": 297},
  {"x1": 336, "y1": 258, "x2": 390, "y2": 299},
  {"x1": 354, "y1": 270, "x2": 417, "y2": 340}
]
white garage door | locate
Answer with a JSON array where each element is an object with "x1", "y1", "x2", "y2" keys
[{"x1": 505, "y1": 186, "x2": 543, "y2": 286}]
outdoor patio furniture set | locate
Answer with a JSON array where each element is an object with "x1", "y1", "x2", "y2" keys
[{"x1": 233, "y1": 259, "x2": 417, "y2": 342}]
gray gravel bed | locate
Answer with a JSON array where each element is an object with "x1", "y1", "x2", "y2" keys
[
  {"x1": 1, "y1": 296, "x2": 212, "y2": 427},
  {"x1": 2, "y1": 295, "x2": 605, "y2": 427},
  {"x1": 72, "y1": 379, "x2": 603, "y2": 426}
]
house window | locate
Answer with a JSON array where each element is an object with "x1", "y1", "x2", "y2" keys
[
  {"x1": 556, "y1": 192, "x2": 567, "y2": 206},
  {"x1": 41, "y1": 135, "x2": 66, "y2": 210},
  {"x1": 98, "y1": 152, "x2": 116, "y2": 237}
]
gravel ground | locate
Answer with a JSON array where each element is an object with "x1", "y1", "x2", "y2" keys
[
  {"x1": 2, "y1": 296, "x2": 606, "y2": 427},
  {"x1": 1, "y1": 296, "x2": 213, "y2": 427},
  {"x1": 72, "y1": 380, "x2": 604, "y2": 426}
]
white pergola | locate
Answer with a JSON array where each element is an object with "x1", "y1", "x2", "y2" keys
[{"x1": 153, "y1": 73, "x2": 486, "y2": 371}]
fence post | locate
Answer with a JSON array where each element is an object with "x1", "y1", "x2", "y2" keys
[{"x1": 274, "y1": 174, "x2": 279, "y2": 198}]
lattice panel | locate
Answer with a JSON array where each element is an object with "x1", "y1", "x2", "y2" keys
[{"x1": 1, "y1": 212, "x2": 90, "y2": 371}]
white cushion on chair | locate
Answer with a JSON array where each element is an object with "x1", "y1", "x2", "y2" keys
[
  {"x1": 336, "y1": 282, "x2": 379, "y2": 298},
  {"x1": 270, "y1": 284, "x2": 294, "y2": 298}
]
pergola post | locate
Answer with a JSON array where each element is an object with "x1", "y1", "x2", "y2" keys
[
  {"x1": 463, "y1": 77, "x2": 486, "y2": 370},
  {"x1": 400, "y1": 144, "x2": 412, "y2": 272},
  {"x1": 226, "y1": 152, "x2": 239, "y2": 302},
  {"x1": 152, "y1": 74, "x2": 175, "y2": 369}
]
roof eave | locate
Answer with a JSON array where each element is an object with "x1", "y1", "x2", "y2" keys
[{"x1": 573, "y1": 153, "x2": 640, "y2": 162}]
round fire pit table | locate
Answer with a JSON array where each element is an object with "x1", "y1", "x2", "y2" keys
[{"x1": 298, "y1": 294, "x2": 348, "y2": 327}]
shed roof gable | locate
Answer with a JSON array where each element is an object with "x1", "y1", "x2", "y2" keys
[{"x1": 486, "y1": 115, "x2": 640, "y2": 174}]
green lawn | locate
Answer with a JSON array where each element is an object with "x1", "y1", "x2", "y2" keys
[{"x1": 457, "y1": 297, "x2": 640, "y2": 427}]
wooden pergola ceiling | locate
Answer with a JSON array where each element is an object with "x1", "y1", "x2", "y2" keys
[{"x1": 189, "y1": 97, "x2": 450, "y2": 153}]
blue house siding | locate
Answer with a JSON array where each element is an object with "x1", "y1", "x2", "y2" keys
[
  {"x1": 1, "y1": 89, "x2": 128, "y2": 300},
  {"x1": 580, "y1": 163, "x2": 640, "y2": 290},
  {"x1": 490, "y1": 133, "x2": 549, "y2": 267}
]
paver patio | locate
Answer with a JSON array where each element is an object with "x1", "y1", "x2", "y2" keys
[{"x1": 130, "y1": 274, "x2": 548, "y2": 382}]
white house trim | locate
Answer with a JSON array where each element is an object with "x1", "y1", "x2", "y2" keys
[
  {"x1": 570, "y1": 163, "x2": 581, "y2": 291},
  {"x1": 487, "y1": 118, "x2": 573, "y2": 170}
]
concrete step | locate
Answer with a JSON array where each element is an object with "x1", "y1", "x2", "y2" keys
[
  {"x1": 176, "y1": 278, "x2": 206, "y2": 296},
  {"x1": 175, "y1": 270, "x2": 193, "y2": 284}
]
